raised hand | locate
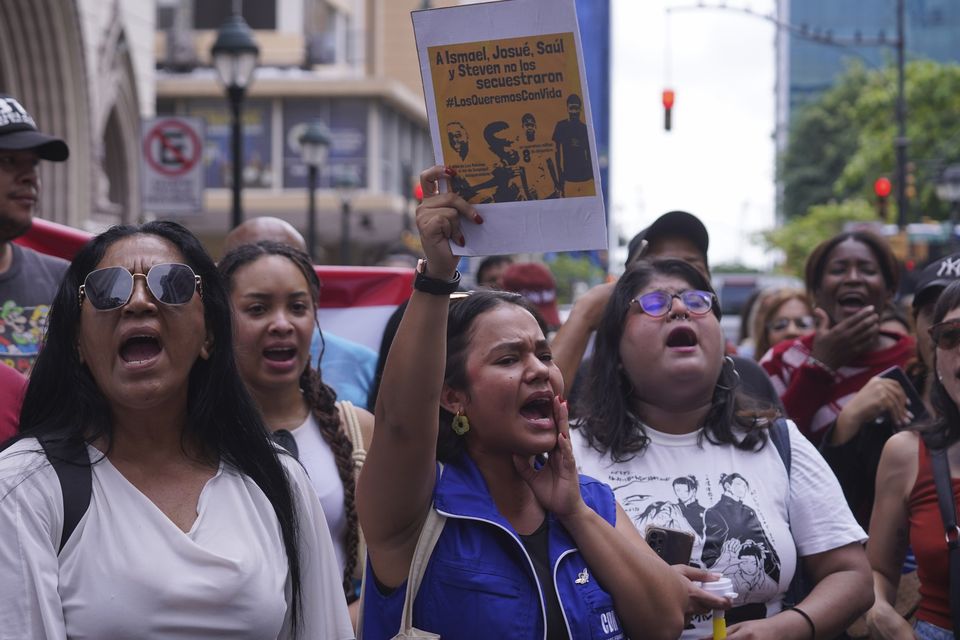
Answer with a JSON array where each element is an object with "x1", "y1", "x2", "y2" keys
[
  {"x1": 810, "y1": 306, "x2": 880, "y2": 370},
  {"x1": 512, "y1": 396, "x2": 585, "y2": 520},
  {"x1": 415, "y1": 165, "x2": 484, "y2": 279}
]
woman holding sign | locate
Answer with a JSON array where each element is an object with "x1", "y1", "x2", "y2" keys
[{"x1": 357, "y1": 166, "x2": 687, "y2": 639}]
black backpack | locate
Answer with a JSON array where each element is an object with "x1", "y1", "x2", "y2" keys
[{"x1": 768, "y1": 417, "x2": 810, "y2": 608}]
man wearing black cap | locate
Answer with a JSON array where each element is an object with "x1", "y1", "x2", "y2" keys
[
  {"x1": 625, "y1": 210, "x2": 710, "y2": 279},
  {"x1": 0, "y1": 94, "x2": 70, "y2": 374}
]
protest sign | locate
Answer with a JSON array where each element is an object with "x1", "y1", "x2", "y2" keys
[{"x1": 413, "y1": 0, "x2": 607, "y2": 256}]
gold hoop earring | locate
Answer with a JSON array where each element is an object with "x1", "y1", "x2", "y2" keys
[{"x1": 452, "y1": 410, "x2": 470, "y2": 436}]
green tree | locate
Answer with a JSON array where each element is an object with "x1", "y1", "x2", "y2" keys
[
  {"x1": 547, "y1": 254, "x2": 605, "y2": 305},
  {"x1": 780, "y1": 60, "x2": 960, "y2": 221},
  {"x1": 760, "y1": 199, "x2": 878, "y2": 276}
]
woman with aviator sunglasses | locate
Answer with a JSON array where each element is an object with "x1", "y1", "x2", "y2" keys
[
  {"x1": 573, "y1": 258, "x2": 872, "y2": 639},
  {"x1": 0, "y1": 222, "x2": 352, "y2": 639},
  {"x1": 867, "y1": 279, "x2": 960, "y2": 639}
]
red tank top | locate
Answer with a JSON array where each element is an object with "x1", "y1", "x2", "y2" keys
[{"x1": 909, "y1": 438, "x2": 960, "y2": 630}]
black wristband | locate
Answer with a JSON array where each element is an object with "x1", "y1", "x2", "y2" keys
[
  {"x1": 788, "y1": 606, "x2": 816, "y2": 640},
  {"x1": 413, "y1": 260, "x2": 461, "y2": 295}
]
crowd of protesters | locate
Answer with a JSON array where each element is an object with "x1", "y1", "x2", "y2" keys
[{"x1": 4, "y1": 91, "x2": 960, "y2": 640}]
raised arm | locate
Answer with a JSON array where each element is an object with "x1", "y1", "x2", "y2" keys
[
  {"x1": 356, "y1": 166, "x2": 481, "y2": 588},
  {"x1": 550, "y1": 281, "x2": 614, "y2": 390}
]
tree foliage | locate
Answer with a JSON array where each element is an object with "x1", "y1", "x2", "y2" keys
[
  {"x1": 760, "y1": 199, "x2": 878, "y2": 276},
  {"x1": 780, "y1": 60, "x2": 960, "y2": 221}
]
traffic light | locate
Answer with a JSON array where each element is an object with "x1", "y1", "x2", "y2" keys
[
  {"x1": 906, "y1": 162, "x2": 917, "y2": 200},
  {"x1": 662, "y1": 89, "x2": 675, "y2": 131},
  {"x1": 874, "y1": 176, "x2": 892, "y2": 219}
]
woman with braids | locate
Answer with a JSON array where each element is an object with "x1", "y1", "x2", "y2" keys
[
  {"x1": 572, "y1": 258, "x2": 873, "y2": 639},
  {"x1": 219, "y1": 241, "x2": 373, "y2": 625},
  {"x1": 0, "y1": 222, "x2": 351, "y2": 638}
]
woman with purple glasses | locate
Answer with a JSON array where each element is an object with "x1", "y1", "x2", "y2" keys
[
  {"x1": 867, "y1": 279, "x2": 960, "y2": 639},
  {"x1": 573, "y1": 258, "x2": 872, "y2": 639},
  {"x1": 0, "y1": 221, "x2": 351, "y2": 639}
]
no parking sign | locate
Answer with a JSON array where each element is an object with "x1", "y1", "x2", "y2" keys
[{"x1": 141, "y1": 117, "x2": 205, "y2": 214}]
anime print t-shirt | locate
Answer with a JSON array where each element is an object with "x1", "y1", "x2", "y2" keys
[{"x1": 572, "y1": 419, "x2": 865, "y2": 639}]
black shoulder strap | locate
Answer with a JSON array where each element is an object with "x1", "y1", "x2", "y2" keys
[
  {"x1": 770, "y1": 417, "x2": 791, "y2": 475},
  {"x1": 922, "y1": 433, "x2": 960, "y2": 633},
  {"x1": 37, "y1": 434, "x2": 92, "y2": 555},
  {"x1": 769, "y1": 418, "x2": 809, "y2": 608}
]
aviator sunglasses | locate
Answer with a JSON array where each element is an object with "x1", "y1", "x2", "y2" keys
[
  {"x1": 930, "y1": 319, "x2": 960, "y2": 351},
  {"x1": 79, "y1": 263, "x2": 202, "y2": 311},
  {"x1": 632, "y1": 289, "x2": 715, "y2": 317}
]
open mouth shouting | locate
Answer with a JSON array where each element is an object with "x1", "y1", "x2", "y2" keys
[
  {"x1": 119, "y1": 333, "x2": 163, "y2": 367},
  {"x1": 836, "y1": 292, "x2": 868, "y2": 317},
  {"x1": 262, "y1": 342, "x2": 300, "y2": 373},
  {"x1": 666, "y1": 326, "x2": 698, "y2": 351},
  {"x1": 519, "y1": 391, "x2": 556, "y2": 430}
]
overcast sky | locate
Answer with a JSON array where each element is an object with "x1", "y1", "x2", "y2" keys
[{"x1": 608, "y1": 0, "x2": 778, "y2": 270}]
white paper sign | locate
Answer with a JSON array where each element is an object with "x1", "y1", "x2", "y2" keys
[{"x1": 412, "y1": 0, "x2": 607, "y2": 256}]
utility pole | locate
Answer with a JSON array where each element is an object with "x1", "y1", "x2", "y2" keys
[{"x1": 894, "y1": 0, "x2": 908, "y2": 228}]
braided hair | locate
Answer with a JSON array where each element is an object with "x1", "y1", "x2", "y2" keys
[{"x1": 219, "y1": 241, "x2": 360, "y2": 597}]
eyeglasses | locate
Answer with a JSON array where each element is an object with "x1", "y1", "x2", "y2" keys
[
  {"x1": 632, "y1": 289, "x2": 715, "y2": 317},
  {"x1": 79, "y1": 263, "x2": 202, "y2": 311},
  {"x1": 768, "y1": 315, "x2": 815, "y2": 332},
  {"x1": 930, "y1": 319, "x2": 960, "y2": 350}
]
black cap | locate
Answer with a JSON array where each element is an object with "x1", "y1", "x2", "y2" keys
[
  {"x1": 0, "y1": 95, "x2": 69, "y2": 162},
  {"x1": 913, "y1": 253, "x2": 960, "y2": 310},
  {"x1": 625, "y1": 210, "x2": 709, "y2": 266}
]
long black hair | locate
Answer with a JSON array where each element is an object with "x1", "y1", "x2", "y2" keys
[
  {"x1": 923, "y1": 280, "x2": 960, "y2": 449},
  {"x1": 13, "y1": 222, "x2": 304, "y2": 636},
  {"x1": 219, "y1": 241, "x2": 360, "y2": 597},
  {"x1": 579, "y1": 259, "x2": 776, "y2": 462},
  {"x1": 437, "y1": 290, "x2": 547, "y2": 463}
]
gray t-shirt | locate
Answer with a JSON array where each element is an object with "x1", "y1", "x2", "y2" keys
[{"x1": 0, "y1": 243, "x2": 68, "y2": 374}]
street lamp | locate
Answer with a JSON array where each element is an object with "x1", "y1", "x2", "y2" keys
[
  {"x1": 299, "y1": 120, "x2": 331, "y2": 262},
  {"x1": 211, "y1": 13, "x2": 259, "y2": 229},
  {"x1": 937, "y1": 164, "x2": 960, "y2": 251},
  {"x1": 334, "y1": 170, "x2": 359, "y2": 265}
]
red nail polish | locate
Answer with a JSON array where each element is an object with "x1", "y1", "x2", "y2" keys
[
  {"x1": 457, "y1": 235, "x2": 466, "y2": 247},
  {"x1": 444, "y1": 167, "x2": 458, "y2": 177},
  {"x1": 474, "y1": 212, "x2": 484, "y2": 223}
]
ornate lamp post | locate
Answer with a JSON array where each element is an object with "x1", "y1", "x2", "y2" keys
[
  {"x1": 210, "y1": 13, "x2": 259, "y2": 229},
  {"x1": 299, "y1": 120, "x2": 331, "y2": 262}
]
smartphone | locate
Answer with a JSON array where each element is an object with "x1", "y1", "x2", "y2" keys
[
  {"x1": 645, "y1": 526, "x2": 695, "y2": 565},
  {"x1": 878, "y1": 365, "x2": 928, "y2": 424}
]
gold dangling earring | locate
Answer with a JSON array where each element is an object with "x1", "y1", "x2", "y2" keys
[{"x1": 451, "y1": 410, "x2": 470, "y2": 436}]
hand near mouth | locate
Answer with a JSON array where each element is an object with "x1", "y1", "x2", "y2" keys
[
  {"x1": 512, "y1": 395, "x2": 587, "y2": 521},
  {"x1": 810, "y1": 305, "x2": 881, "y2": 370}
]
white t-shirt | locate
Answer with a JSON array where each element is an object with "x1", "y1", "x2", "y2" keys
[
  {"x1": 290, "y1": 412, "x2": 347, "y2": 574},
  {"x1": 572, "y1": 419, "x2": 865, "y2": 639},
  {"x1": 0, "y1": 438, "x2": 354, "y2": 639}
]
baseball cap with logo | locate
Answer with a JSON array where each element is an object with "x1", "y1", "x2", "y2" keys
[
  {"x1": 913, "y1": 252, "x2": 960, "y2": 311},
  {"x1": 0, "y1": 95, "x2": 69, "y2": 161},
  {"x1": 501, "y1": 262, "x2": 562, "y2": 329}
]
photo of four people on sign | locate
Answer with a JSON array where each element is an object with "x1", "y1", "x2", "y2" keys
[{"x1": 444, "y1": 93, "x2": 594, "y2": 203}]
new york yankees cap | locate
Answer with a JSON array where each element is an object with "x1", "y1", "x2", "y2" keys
[
  {"x1": 0, "y1": 94, "x2": 69, "y2": 162},
  {"x1": 913, "y1": 252, "x2": 960, "y2": 310}
]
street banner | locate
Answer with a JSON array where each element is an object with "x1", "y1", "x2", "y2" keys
[
  {"x1": 412, "y1": 0, "x2": 607, "y2": 256},
  {"x1": 141, "y1": 116, "x2": 206, "y2": 214},
  {"x1": 17, "y1": 220, "x2": 413, "y2": 352}
]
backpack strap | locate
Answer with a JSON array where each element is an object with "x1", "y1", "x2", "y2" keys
[
  {"x1": 769, "y1": 418, "x2": 809, "y2": 608},
  {"x1": 37, "y1": 434, "x2": 92, "y2": 555}
]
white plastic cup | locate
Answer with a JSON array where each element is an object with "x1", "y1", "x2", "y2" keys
[{"x1": 699, "y1": 577, "x2": 737, "y2": 640}]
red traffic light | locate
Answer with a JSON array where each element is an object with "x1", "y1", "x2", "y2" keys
[
  {"x1": 874, "y1": 176, "x2": 892, "y2": 199},
  {"x1": 662, "y1": 89, "x2": 675, "y2": 109}
]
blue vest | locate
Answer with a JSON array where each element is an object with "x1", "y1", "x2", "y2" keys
[{"x1": 361, "y1": 456, "x2": 627, "y2": 639}]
